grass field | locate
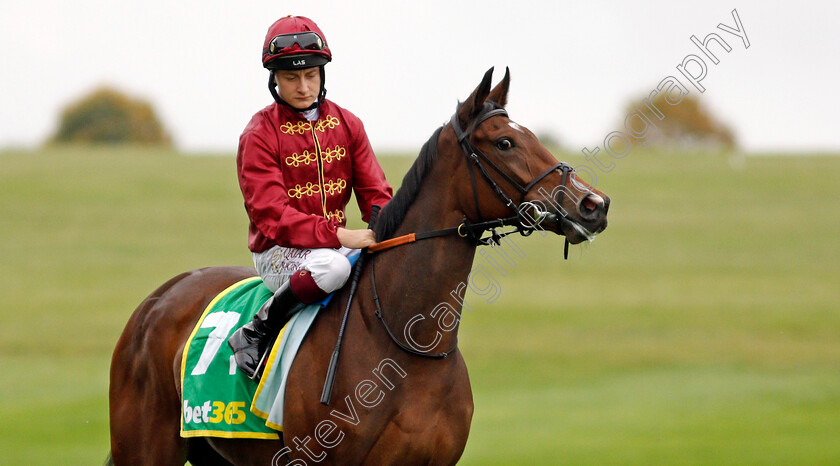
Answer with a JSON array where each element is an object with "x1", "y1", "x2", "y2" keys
[{"x1": 1, "y1": 145, "x2": 838, "y2": 464}]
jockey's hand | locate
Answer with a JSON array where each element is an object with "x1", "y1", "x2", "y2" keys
[{"x1": 336, "y1": 227, "x2": 376, "y2": 249}]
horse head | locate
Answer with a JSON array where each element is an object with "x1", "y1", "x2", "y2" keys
[{"x1": 447, "y1": 67, "x2": 609, "y2": 245}]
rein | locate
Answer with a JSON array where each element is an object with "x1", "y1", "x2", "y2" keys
[
  {"x1": 370, "y1": 248, "x2": 458, "y2": 359},
  {"x1": 367, "y1": 216, "x2": 525, "y2": 252}
]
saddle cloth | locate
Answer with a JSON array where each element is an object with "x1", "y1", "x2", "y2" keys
[{"x1": 179, "y1": 257, "x2": 357, "y2": 439}]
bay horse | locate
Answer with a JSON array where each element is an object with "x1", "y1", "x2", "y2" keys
[{"x1": 108, "y1": 68, "x2": 609, "y2": 465}]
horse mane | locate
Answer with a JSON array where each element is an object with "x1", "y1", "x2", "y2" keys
[
  {"x1": 373, "y1": 101, "x2": 503, "y2": 241},
  {"x1": 374, "y1": 125, "x2": 444, "y2": 241}
]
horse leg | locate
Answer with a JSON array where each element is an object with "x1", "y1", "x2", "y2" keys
[
  {"x1": 110, "y1": 345, "x2": 189, "y2": 463},
  {"x1": 109, "y1": 378, "x2": 187, "y2": 464}
]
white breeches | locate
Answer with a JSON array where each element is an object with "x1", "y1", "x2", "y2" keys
[{"x1": 252, "y1": 245, "x2": 356, "y2": 294}]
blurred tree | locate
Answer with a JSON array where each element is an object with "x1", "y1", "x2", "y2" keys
[
  {"x1": 50, "y1": 87, "x2": 172, "y2": 145},
  {"x1": 625, "y1": 93, "x2": 736, "y2": 150}
]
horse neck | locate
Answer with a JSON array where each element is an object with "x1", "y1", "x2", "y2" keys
[{"x1": 365, "y1": 155, "x2": 477, "y2": 352}]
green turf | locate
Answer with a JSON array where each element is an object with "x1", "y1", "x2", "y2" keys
[{"x1": 1, "y1": 145, "x2": 838, "y2": 464}]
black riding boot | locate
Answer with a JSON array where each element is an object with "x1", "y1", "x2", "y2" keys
[{"x1": 227, "y1": 281, "x2": 302, "y2": 380}]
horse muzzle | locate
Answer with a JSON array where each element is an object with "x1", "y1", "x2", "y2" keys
[{"x1": 541, "y1": 193, "x2": 609, "y2": 244}]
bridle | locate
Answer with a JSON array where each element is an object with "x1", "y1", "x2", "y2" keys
[
  {"x1": 370, "y1": 103, "x2": 576, "y2": 359},
  {"x1": 451, "y1": 102, "x2": 574, "y2": 236}
]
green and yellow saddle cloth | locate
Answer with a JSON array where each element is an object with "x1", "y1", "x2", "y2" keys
[{"x1": 179, "y1": 268, "x2": 351, "y2": 439}]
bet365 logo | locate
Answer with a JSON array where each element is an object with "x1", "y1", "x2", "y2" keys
[{"x1": 183, "y1": 399, "x2": 247, "y2": 425}]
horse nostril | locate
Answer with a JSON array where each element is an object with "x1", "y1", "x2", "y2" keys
[{"x1": 578, "y1": 193, "x2": 604, "y2": 218}]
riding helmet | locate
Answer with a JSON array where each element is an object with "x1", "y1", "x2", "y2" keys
[{"x1": 262, "y1": 15, "x2": 332, "y2": 70}]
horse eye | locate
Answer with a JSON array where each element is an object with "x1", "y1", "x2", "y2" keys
[{"x1": 496, "y1": 138, "x2": 514, "y2": 151}]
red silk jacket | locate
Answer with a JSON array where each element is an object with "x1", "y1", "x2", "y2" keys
[{"x1": 237, "y1": 100, "x2": 393, "y2": 252}]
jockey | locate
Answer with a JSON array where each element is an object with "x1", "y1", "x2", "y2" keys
[{"x1": 228, "y1": 15, "x2": 393, "y2": 379}]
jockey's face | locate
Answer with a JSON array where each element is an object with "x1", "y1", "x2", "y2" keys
[{"x1": 274, "y1": 67, "x2": 321, "y2": 109}]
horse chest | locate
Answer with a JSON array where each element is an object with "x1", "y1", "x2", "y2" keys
[
  {"x1": 343, "y1": 397, "x2": 473, "y2": 465},
  {"x1": 354, "y1": 363, "x2": 474, "y2": 464},
  {"x1": 283, "y1": 348, "x2": 473, "y2": 464}
]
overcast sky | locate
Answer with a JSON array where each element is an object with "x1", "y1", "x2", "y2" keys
[{"x1": 2, "y1": 0, "x2": 838, "y2": 153}]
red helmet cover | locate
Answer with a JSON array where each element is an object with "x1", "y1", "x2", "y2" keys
[{"x1": 262, "y1": 16, "x2": 332, "y2": 69}]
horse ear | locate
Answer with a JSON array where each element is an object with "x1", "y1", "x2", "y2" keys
[
  {"x1": 458, "y1": 67, "x2": 494, "y2": 125},
  {"x1": 487, "y1": 66, "x2": 510, "y2": 107}
]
